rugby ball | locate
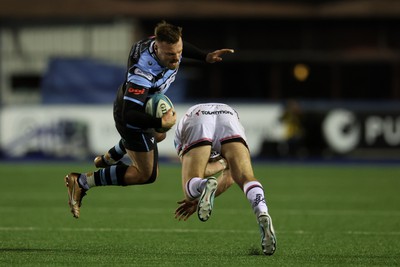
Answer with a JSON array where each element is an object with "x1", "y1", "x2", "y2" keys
[{"x1": 145, "y1": 93, "x2": 174, "y2": 133}]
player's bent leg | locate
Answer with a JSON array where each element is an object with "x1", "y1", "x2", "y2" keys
[
  {"x1": 221, "y1": 142, "x2": 254, "y2": 189},
  {"x1": 221, "y1": 142, "x2": 276, "y2": 255},
  {"x1": 181, "y1": 145, "x2": 212, "y2": 190},
  {"x1": 123, "y1": 149, "x2": 158, "y2": 185},
  {"x1": 258, "y1": 212, "x2": 277, "y2": 255},
  {"x1": 94, "y1": 140, "x2": 127, "y2": 168},
  {"x1": 197, "y1": 177, "x2": 218, "y2": 222},
  {"x1": 181, "y1": 146, "x2": 213, "y2": 221},
  {"x1": 94, "y1": 154, "x2": 125, "y2": 168}
]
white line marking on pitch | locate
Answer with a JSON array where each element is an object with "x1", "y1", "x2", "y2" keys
[{"x1": 1, "y1": 227, "x2": 400, "y2": 236}]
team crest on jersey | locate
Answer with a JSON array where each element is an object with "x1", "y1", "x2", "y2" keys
[{"x1": 134, "y1": 67, "x2": 153, "y2": 81}]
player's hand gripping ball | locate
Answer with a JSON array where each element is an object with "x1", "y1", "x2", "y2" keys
[{"x1": 145, "y1": 92, "x2": 174, "y2": 133}]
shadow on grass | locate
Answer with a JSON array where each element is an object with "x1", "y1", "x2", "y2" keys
[{"x1": 248, "y1": 246, "x2": 264, "y2": 256}]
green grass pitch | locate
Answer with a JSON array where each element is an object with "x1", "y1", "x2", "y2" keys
[{"x1": 0, "y1": 162, "x2": 399, "y2": 266}]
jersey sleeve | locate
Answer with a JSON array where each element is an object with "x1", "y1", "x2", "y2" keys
[
  {"x1": 127, "y1": 66, "x2": 154, "y2": 88},
  {"x1": 183, "y1": 41, "x2": 208, "y2": 61}
]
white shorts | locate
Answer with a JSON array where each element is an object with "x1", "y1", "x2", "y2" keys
[{"x1": 174, "y1": 103, "x2": 248, "y2": 157}]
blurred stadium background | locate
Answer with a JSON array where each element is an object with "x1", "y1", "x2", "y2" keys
[{"x1": 0, "y1": 0, "x2": 399, "y2": 163}]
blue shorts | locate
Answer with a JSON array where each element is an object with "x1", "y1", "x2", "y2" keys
[{"x1": 115, "y1": 123, "x2": 156, "y2": 152}]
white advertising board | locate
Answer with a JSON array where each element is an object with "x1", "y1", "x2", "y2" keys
[{"x1": 0, "y1": 104, "x2": 284, "y2": 159}]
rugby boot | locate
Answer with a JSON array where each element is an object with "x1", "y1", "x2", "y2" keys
[{"x1": 65, "y1": 173, "x2": 87, "y2": 219}]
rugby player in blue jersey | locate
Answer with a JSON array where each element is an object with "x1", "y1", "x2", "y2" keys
[{"x1": 64, "y1": 21, "x2": 234, "y2": 219}]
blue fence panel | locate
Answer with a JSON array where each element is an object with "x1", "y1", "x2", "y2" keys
[{"x1": 41, "y1": 57, "x2": 125, "y2": 104}]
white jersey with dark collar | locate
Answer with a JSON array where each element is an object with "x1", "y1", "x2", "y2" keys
[{"x1": 174, "y1": 103, "x2": 248, "y2": 156}]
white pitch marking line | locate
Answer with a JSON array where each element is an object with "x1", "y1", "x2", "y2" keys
[{"x1": 1, "y1": 227, "x2": 400, "y2": 236}]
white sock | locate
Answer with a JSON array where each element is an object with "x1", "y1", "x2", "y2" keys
[
  {"x1": 86, "y1": 172, "x2": 96, "y2": 188},
  {"x1": 243, "y1": 181, "x2": 268, "y2": 216},
  {"x1": 78, "y1": 172, "x2": 95, "y2": 190},
  {"x1": 185, "y1": 177, "x2": 207, "y2": 199}
]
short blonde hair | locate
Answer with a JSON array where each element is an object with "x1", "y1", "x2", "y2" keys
[{"x1": 154, "y1": 20, "x2": 182, "y2": 44}]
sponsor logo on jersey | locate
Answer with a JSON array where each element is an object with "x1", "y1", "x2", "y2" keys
[
  {"x1": 196, "y1": 109, "x2": 234, "y2": 116},
  {"x1": 128, "y1": 87, "x2": 145, "y2": 95},
  {"x1": 134, "y1": 67, "x2": 153, "y2": 81}
]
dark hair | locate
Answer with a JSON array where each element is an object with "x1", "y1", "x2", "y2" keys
[{"x1": 154, "y1": 21, "x2": 182, "y2": 44}]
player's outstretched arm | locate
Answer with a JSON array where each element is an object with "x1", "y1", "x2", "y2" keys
[
  {"x1": 204, "y1": 157, "x2": 227, "y2": 177},
  {"x1": 206, "y1": 49, "x2": 234, "y2": 63},
  {"x1": 175, "y1": 199, "x2": 198, "y2": 221},
  {"x1": 214, "y1": 169, "x2": 234, "y2": 197}
]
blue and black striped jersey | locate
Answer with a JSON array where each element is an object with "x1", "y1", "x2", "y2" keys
[{"x1": 114, "y1": 36, "x2": 207, "y2": 131}]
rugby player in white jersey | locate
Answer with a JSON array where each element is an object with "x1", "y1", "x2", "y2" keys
[{"x1": 173, "y1": 103, "x2": 277, "y2": 256}]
